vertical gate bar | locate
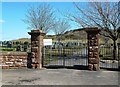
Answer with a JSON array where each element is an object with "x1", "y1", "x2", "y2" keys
[
  {"x1": 56, "y1": 42, "x2": 57, "y2": 65},
  {"x1": 105, "y1": 45, "x2": 107, "y2": 68},
  {"x1": 101, "y1": 45, "x2": 103, "y2": 68},
  {"x1": 57, "y1": 44, "x2": 58, "y2": 65},
  {"x1": 118, "y1": 45, "x2": 119, "y2": 69},
  {"x1": 85, "y1": 43, "x2": 86, "y2": 65},
  {"x1": 81, "y1": 43, "x2": 83, "y2": 65},
  {"x1": 111, "y1": 44, "x2": 113, "y2": 68},
  {"x1": 63, "y1": 47, "x2": 65, "y2": 67},
  {"x1": 86, "y1": 42, "x2": 88, "y2": 66},
  {"x1": 70, "y1": 46, "x2": 71, "y2": 66},
  {"x1": 42, "y1": 46, "x2": 44, "y2": 67},
  {"x1": 50, "y1": 46, "x2": 52, "y2": 65}
]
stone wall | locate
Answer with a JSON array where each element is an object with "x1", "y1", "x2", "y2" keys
[{"x1": 0, "y1": 52, "x2": 27, "y2": 69}]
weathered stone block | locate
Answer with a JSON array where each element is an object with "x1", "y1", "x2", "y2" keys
[
  {"x1": 93, "y1": 64, "x2": 100, "y2": 71},
  {"x1": 89, "y1": 58, "x2": 99, "y2": 64},
  {"x1": 31, "y1": 47, "x2": 38, "y2": 52},
  {"x1": 88, "y1": 64, "x2": 93, "y2": 70},
  {"x1": 31, "y1": 41, "x2": 39, "y2": 47},
  {"x1": 5, "y1": 62, "x2": 14, "y2": 65},
  {"x1": 10, "y1": 59, "x2": 15, "y2": 62},
  {"x1": 9, "y1": 66, "x2": 18, "y2": 69},
  {"x1": 32, "y1": 63, "x2": 39, "y2": 69},
  {"x1": 31, "y1": 52, "x2": 35, "y2": 58},
  {"x1": 2, "y1": 65, "x2": 9, "y2": 69}
]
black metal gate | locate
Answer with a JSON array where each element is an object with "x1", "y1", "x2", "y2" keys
[{"x1": 42, "y1": 41, "x2": 88, "y2": 68}]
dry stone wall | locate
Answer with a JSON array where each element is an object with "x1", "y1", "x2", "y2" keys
[{"x1": 0, "y1": 52, "x2": 27, "y2": 69}]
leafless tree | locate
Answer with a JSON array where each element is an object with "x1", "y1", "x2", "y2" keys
[
  {"x1": 23, "y1": 3, "x2": 55, "y2": 33},
  {"x1": 65, "y1": 2, "x2": 119, "y2": 60},
  {"x1": 53, "y1": 19, "x2": 71, "y2": 41}
]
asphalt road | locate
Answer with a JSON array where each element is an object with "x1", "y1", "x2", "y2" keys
[{"x1": 2, "y1": 69, "x2": 119, "y2": 85}]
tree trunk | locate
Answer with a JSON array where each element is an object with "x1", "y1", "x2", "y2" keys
[{"x1": 113, "y1": 40, "x2": 117, "y2": 60}]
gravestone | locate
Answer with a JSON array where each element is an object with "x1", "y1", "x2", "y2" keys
[
  {"x1": 16, "y1": 45, "x2": 21, "y2": 51},
  {"x1": 85, "y1": 27, "x2": 100, "y2": 71},
  {"x1": 7, "y1": 41, "x2": 12, "y2": 48},
  {"x1": 28, "y1": 30, "x2": 45, "y2": 69},
  {"x1": 23, "y1": 42, "x2": 28, "y2": 52}
]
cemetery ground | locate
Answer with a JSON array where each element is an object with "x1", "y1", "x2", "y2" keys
[{"x1": 2, "y1": 68, "x2": 119, "y2": 85}]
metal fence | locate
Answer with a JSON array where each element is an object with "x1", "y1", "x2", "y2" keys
[{"x1": 99, "y1": 44, "x2": 119, "y2": 70}]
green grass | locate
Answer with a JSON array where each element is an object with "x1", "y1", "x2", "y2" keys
[{"x1": 0, "y1": 47, "x2": 16, "y2": 51}]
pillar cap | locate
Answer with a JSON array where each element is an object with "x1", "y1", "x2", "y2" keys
[
  {"x1": 28, "y1": 29, "x2": 46, "y2": 35},
  {"x1": 84, "y1": 27, "x2": 101, "y2": 33}
]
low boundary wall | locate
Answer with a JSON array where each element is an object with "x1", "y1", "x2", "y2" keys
[{"x1": 0, "y1": 52, "x2": 27, "y2": 69}]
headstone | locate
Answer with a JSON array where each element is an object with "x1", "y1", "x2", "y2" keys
[{"x1": 16, "y1": 45, "x2": 21, "y2": 51}]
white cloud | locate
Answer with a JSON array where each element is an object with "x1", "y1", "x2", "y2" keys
[{"x1": 0, "y1": 19, "x2": 5, "y2": 23}]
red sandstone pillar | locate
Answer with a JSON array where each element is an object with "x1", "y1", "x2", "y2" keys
[
  {"x1": 85, "y1": 27, "x2": 100, "y2": 71},
  {"x1": 28, "y1": 30, "x2": 45, "y2": 69}
]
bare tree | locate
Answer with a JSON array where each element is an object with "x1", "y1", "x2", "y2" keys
[
  {"x1": 23, "y1": 3, "x2": 55, "y2": 33},
  {"x1": 53, "y1": 19, "x2": 71, "y2": 42},
  {"x1": 65, "y1": 2, "x2": 119, "y2": 60}
]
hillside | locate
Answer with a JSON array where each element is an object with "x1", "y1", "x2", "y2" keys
[
  {"x1": 10, "y1": 29, "x2": 120, "y2": 43},
  {"x1": 11, "y1": 38, "x2": 31, "y2": 42},
  {"x1": 11, "y1": 29, "x2": 87, "y2": 42}
]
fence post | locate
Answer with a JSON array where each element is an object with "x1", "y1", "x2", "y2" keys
[
  {"x1": 28, "y1": 30, "x2": 45, "y2": 69},
  {"x1": 85, "y1": 27, "x2": 100, "y2": 71}
]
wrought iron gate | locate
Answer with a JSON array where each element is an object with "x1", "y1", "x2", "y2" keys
[{"x1": 42, "y1": 41, "x2": 88, "y2": 68}]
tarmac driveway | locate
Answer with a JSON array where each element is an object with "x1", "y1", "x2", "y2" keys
[{"x1": 2, "y1": 68, "x2": 119, "y2": 85}]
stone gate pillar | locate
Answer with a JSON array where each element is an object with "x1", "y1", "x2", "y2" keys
[
  {"x1": 28, "y1": 30, "x2": 45, "y2": 69},
  {"x1": 85, "y1": 27, "x2": 100, "y2": 71}
]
